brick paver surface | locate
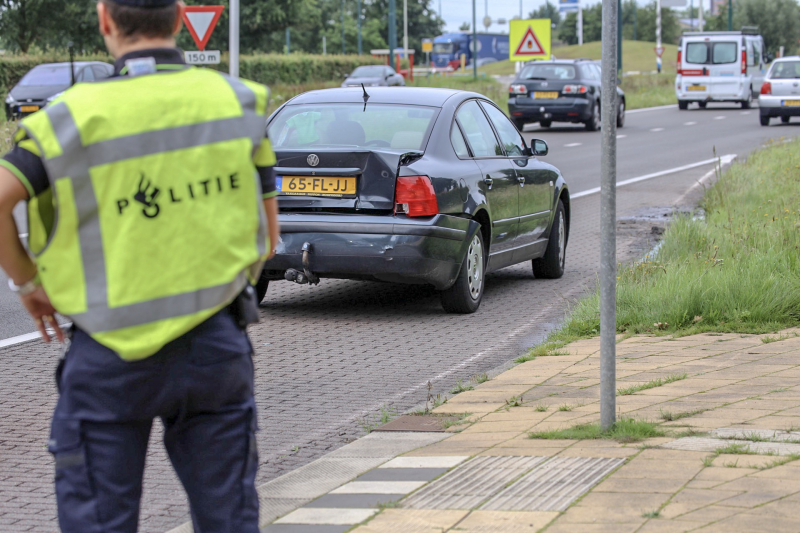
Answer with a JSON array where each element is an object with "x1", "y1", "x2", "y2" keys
[
  {"x1": 345, "y1": 328, "x2": 800, "y2": 532},
  {"x1": 0, "y1": 167, "x2": 710, "y2": 532}
]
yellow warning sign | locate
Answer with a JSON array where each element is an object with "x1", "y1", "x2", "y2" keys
[{"x1": 509, "y1": 19, "x2": 551, "y2": 62}]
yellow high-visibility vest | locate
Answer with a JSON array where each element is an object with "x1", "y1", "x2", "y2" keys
[{"x1": 19, "y1": 66, "x2": 272, "y2": 360}]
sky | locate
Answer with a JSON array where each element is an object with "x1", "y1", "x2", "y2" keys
[{"x1": 436, "y1": 0, "x2": 697, "y2": 34}]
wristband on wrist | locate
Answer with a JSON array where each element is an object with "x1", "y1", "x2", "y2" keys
[{"x1": 8, "y1": 272, "x2": 41, "y2": 296}]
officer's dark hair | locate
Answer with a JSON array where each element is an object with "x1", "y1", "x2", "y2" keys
[{"x1": 102, "y1": 0, "x2": 179, "y2": 41}]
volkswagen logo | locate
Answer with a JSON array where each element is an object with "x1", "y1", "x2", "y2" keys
[{"x1": 307, "y1": 154, "x2": 320, "y2": 167}]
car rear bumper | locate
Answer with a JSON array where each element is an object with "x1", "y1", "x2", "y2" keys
[
  {"x1": 262, "y1": 213, "x2": 481, "y2": 290},
  {"x1": 758, "y1": 95, "x2": 800, "y2": 115},
  {"x1": 508, "y1": 97, "x2": 591, "y2": 123},
  {"x1": 675, "y1": 75, "x2": 750, "y2": 101}
]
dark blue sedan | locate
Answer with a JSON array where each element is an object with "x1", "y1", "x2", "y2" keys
[{"x1": 259, "y1": 87, "x2": 570, "y2": 313}]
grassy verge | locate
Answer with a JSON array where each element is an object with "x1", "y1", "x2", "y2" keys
[
  {"x1": 1, "y1": 120, "x2": 15, "y2": 155},
  {"x1": 617, "y1": 373, "x2": 687, "y2": 396},
  {"x1": 559, "y1": 140, "x2": 800, "y2": 338},
  {"x1": 409, "y1": 75, "x2": 508, "y2": 113},
  {"x1": 529, "y1": 418, "x2": 664, "y2": 443},
  {"x1": 620, "y1": 73, "x2": 676, "y2": 109}
]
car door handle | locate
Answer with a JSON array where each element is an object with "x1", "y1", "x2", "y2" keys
[
  {"x1": 483, "y1": 177, "x2": 493, "y2": 189},
  {"x1": 517, "y1": 176, "x2": 525, "y2": 187}
]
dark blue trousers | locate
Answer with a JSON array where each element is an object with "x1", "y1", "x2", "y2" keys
[{"x1": 48, "y1": 311, "x2": 260, "y2": 533}]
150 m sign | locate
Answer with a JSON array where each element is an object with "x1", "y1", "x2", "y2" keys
[{"x1": 185, "y1": 51, "x2": 221, "y2": 65}]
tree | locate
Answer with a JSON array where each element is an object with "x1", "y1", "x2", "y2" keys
[
  {"x1": 529, "y1": 1, "x2": 560, "y2": 26},
  {"x1": 365, "y1": 0, "x2": 444, "y2": 58},
  {"x1": 559, "y1": 1, "x2": 678, "y2": 46},
  {"x1": 705, "y1": 0, "x2": 800, "y2": 55},
  {"x1": 0, "y1": 0, "x2": 60, "y2": 52},
  {"x1": 459, "y1": 22, "x2": 471, "y2": 31}
]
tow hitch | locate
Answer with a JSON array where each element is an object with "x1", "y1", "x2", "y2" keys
[{"x1": 285, "y1": 242, "x2": 320, "y2": 285}]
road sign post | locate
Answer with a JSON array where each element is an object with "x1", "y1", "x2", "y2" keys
[
  {"x1": 656, "y1": 0, "x2": 662, "y2": 73},
  {"x1": 182, "y1": 5, "x2": 224, "y2": 66},
  {"x1": 230, "y1": 0, "x2": 239, "y2": 77},
  {"x1": 600, "y1": 0, "x2": 618, "y2": 432},
  {"x1": 473, "y1": 0, "x2": 477, "y2": 79}
]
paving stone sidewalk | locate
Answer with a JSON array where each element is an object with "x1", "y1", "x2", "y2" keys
[{"x1": 261, "y1": 327, "x2": 800, "y2": 533}]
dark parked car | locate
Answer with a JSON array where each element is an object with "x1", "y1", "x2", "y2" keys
[
  {"x1": 5, "y1": 62, "x2": 114, "y2": 120},
  {"x1": 508, "y1": 58, "x2": 625, "y2": 131},
  {"x1": 341, "y1": 65, "x2": 406, "y2": 88},
  {"x1": 259, "y1": 87, "x2": 570, "y2": 313}
]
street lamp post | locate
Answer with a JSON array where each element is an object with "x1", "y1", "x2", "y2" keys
[
  {"x1": 472, "y1": 0, "x2": 477, "y2": 80},
  {"x1": 358, "y1": 0, "x2": 362, "y2": 55},
  {"x1": 230, "y1": 0, "x2": 239, "y2": 77},
  {"x1": 389, "y1": 0, "x2": 397, "y2": 70}
]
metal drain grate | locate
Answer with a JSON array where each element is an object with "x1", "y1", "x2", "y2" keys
[
  {"x1": 481, "y1": 457, "x2": 625, "y2": 512},
  {"x1": 402, "y1": 456, "x2": 546, "y2": 510}
]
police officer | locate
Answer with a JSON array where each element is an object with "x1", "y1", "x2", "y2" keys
[{"x1": 0, "y1": 0, "x2": 279, "y2": 531}]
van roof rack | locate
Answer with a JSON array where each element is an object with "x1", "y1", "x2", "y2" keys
[{"x1": 682, "y1": 28, "x2": 759, "y2": 36}]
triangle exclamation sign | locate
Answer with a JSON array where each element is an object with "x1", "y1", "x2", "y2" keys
[{"x1": 514, "y1": 26, "x2": 545, "y2": 56}]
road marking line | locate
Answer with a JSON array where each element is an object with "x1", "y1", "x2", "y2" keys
[
  {"x1": 564, "y1": 143, "x2": 582, "y2": 147},
  {"x1": 672, "y1": 155, "x2": 737, "y2": 206},
  {"x1": 650, "y1": 127, "x2": 664, "y2": 132},
  {"x1": 0, "y1": 323, "x2": 72, "y2": 348},
  {"x1": 684, "y1": 121, "x2": 697, "y2": 126},
  {"x1": 715, "y1": 116, "x2": 726, "y2": 120},
  {"x1": 617, "y1": 134, "x2": 626, "y2": 139},
  {"x1": 627, "y1": 104, "x2": 677, "y2": 114},
  {"x1": 571, "y1": 154, "x2": 737, "y2": 199},
  {"x1": 741, "y1": 111, "x2": 751, "y2": 115}
]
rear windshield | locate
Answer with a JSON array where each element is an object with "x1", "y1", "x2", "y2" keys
[
  {"x1": 269, "y1": 104, "x2": 438, "y2": 151},
  {"x1": 520, "y1": 64, "x2": 577, "y2": 80},
  {"x1": 350, "y1": 66, "x2": 386, "y2": 77},
  {"x1": 769, "y1": 61, "x2": 800, "y2": 79},
  {"x1": 685, "y1": 42, "x2": 738, "y2": 65},
  {"x1": 19, "y1": 65, "x2": 71, "y2": 86}
]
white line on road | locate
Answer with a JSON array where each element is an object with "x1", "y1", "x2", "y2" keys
[
  {"x1": 627, "y1": 104, "x2": 678, "y2": 114},
  {"x1": 617, "y1": 134, "x2": 626, "y2": 139},
  {"x1": 564, "y1": 143, "x2": 582, "y2": 147},
  {"x1": 741, "y1": 111, "x2": 751, "y2": 115},
  {"x1": 684, "y1": 121, "x2": 697, "y2": 126},
  {"x1": 651, "y1": 127, "x2": 665, "y2": 132},
  {"x1": 715, "y1": 116, "x2": 726, "y2": 120},
  {"x1": 0, "y1": 331, "x2": 44, "y2": 349},
  {"x1": 571, "y1": 154, "x2": 737, "y2": 200},
  {"x1": 672, "y1": 156, "x2": 737, "y2": 206}
]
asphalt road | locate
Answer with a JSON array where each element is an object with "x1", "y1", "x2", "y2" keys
[{"x1": 0, "y1": 103, "x2": 798, "y2": 532}]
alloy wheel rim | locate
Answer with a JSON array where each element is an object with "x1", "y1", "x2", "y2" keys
[
  {"x1": 467, "y1": 235, "x2": 484, "y2": 300},
  {"x1": 619, "y1": 102, "x2": 625, "y2": 124},
  {"x1": 557, "y1": 212, "x2": 566, "y2": 268}
]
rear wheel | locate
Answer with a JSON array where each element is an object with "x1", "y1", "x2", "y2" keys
[
  {"x1": 585, "y1": 102, "x2": 600, "y2": 131},
  {"x1": 255, "y1": 269, "x2": 270, "y2": 303},
  {"x1": 741, "y1": 90, "x2": 752, "y2": 109},
  {"x1": 760, "y1": 115, "x2": 771, "y2": 127},
  {"x1": 616, "y1": 99, "x2": 625, "y2": 128},
  {"x1": 698, "y1": 101, "x2": 707, "y2": 109},
  {"x1": 532, "y1": 201, "x2": 566, "y2": 279},
  {"x1": 539, "y1": 119, "x2": 552, "y2": 128},
  {"x1": 441, "y1": 231, "x2": 486, "y2": 314},
  {"x1": 781, "y1": 116, "x2": 791, "y2": 124},
  {"x1": 513, "y1": 118, "x2": 526, "y2": 131},
  {"x1": 678, "y1": 100, "x2": 689, "y2": 110}
]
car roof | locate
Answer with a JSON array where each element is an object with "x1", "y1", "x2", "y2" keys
[
  {"x1": 284, "y1": 87, "x2": 479, "y2": 107},
  {"x1": 771, "y1": 56, "x2": 800, "y2": 62}
]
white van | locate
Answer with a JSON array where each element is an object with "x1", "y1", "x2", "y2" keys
[{"x1": 675, "y1": 31, "x2": 766, "y2": 109}]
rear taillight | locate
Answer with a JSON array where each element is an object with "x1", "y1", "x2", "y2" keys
[
  {"x1": 677, "y1": 50, "x2": 682, "y2": 75},
  {"x1": 761, "y1": 81, "x2": 771, "y2": 95},
  {"x1": 563, "y1": 85, "x2": 588, "y2": 95},
  {"x1": 509, "y1": 84, "x2": 528, "y2": 95},
  {"x1": 395, "y1": 176, "x2": 438, "y2": 217},
  {"x1": 741, "y1": 50, "x2": 747, "y2": 74}
]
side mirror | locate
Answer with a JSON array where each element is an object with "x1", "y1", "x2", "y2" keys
[
  {"x1": 386, "y1": 74, "x2": 392, "y2": 80},
  {"x1": 531, "y1": 139, "x2": 548, "y2": 157}
]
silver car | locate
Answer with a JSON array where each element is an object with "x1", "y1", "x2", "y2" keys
[
  {"x1": 759, "y1": 56, "x2": 800, "y2": 126},
  {"x1": 341, "y1": 65, "x2": 405, "y2": 88}
]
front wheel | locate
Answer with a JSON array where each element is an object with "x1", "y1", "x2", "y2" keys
[
  {"x1": 441, "y1": 231, "x2": 486, "y2": 314},
  {"x1": 532, "y1": 201, "x2": 566, "y2": 279},
  {"x1": 585, "y1": 103, "x2": 600, "y2": 131},
  {"x1": 781, "y1": 116, "x2": 791, "y2": 124},
  {"x1": 513, "y1": 118, "x2": 526, "y2": 132},
  {"x1": 616, "y1": 99, "x2": 625, "y2": 128}
]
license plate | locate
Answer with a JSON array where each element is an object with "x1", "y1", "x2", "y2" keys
[
  {"x1": 783, "y1": 100, "x2": 800, "y2": 107},
  {"x1": 277, "y1": 176, "x2": 356, "y2": 197},
  {"x1": 687, "y1": 85, "x2": 706, "y2": 91},
  {"x1": 533, "y1": 91, "x2": 559, "y2": 99},
  {"x1": 19, "y1": 105, "x2": 39, "y2": 113}
]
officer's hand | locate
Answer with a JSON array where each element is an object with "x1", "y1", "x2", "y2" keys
[{"x1": 20, "y1": 287, "x2": 65, "y2": 343}]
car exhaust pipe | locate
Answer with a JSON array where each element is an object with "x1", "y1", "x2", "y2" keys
[{"x1": 285, "y1": 242, "x2": 320, "y2": 285}]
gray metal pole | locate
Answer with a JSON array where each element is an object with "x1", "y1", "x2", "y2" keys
[
  {"x1": 520, "y1": 0, "x2": 522, "y2": 18},
  {"x1": 472, "y1": 0, "x2": 477, "y2": 79},
  {"x1": 403, "y1": 0, "x2": 409, "y2": 59},
  {"x1": 342, "y1": 0, "x2": 346, "y2": 55},
  {"x1": 727, "y1": 0, "x2": 732, "y2": 31},
  {"x1": 656, "y1": 0, "x2": 662, "y2": 73},
  {"x1": 389, "y1": 0, "x2": 397, "y2": 70},
  {"x1": 229, "y1": 0, "x2": 239, "y2": 77},
  {"x1": 600, "y1": 0, "x2": 618, "y2": 432},
  {"x1": 358, "y1": 0, "x2": 363, "y2": 55},
  {"x1": 617, "y1": 0, "x2": 622, "y2": 74},
  {"x1": 286, "y1": 27, "x2": 290, "y2": 54}
]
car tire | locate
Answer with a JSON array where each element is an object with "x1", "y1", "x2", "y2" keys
[
  {"x1": 678, "y1": 100, "x2": 689, "y2": 110},
  {"x1": 585, "y1": 102, "x2": 600, "y2": 131},
  {"x1": 781, "y1": 116, "x2": 790, "y2": 124},
  {"x1": 760, "y1": 115, "x2": 770, "y2": 126},
  {"x1": 513, "y1": 118, "x2": 526, "y2": 131},
  {"x1": 255, "y1": 269, "x2": 270, "y2": 303},
  {"x1": 539, "y1": 119, "x2": 552, "y2": 128},
  {"x1": 741, "y1": 90, "x2": 752, "y2": 109},
  {"x1": 441, "y1": 230, "x2": 486, "y2": 314},
  {"x1": 532, "y1": 200, "x2": 566, "y2": 279},
  {"x1": 698, "y1": 101, "x2": 707, "y2": 109},
  {"x1": 616, "y1": 99, "x2": 625, "y2": 128}
]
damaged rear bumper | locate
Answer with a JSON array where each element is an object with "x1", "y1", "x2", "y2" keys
[{"x1": 262, "y1": 213, "x2": 481, "y2": 290}]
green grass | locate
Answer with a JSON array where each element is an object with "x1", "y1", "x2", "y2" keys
[
  {"x1": 660, "y1": 408, "x2": 707, "y2": 422},
  {"x1": 515, "y1": 341, "x2": 570, "y2": 364},
  {"x1": 529, "y1": 417, "x2": 665, "y2": 443},
  {"x1": 1, "y1": 120, "x2": 16, "y2": 155},
  {"x1": 556, "y1": 140, "x2": 800, "y2": 339},
  {"x1": 450, "y1": 379, "x2": 474, "y2": 395},
  {"x1": 642, "y1": 510, "x2": 661, "y2": 519},
  {"x1": 409, "y1": 75, "x2": 508, "y2": 113},
  {"x1": 761, "y1": 332, "x2": 799, "y2": 344},
  {"x1": 620, "y1": 74, "x2": 676, "y2": 109},
  {"x1": 535, "y1": 403, "x2": 549, "y2": 412},
  {"x1": 558, "y1": 404, "x2": 574, "y2": 412},
  {"x1": 617, "y1": 373, "x2": 688, "y2": 396}
]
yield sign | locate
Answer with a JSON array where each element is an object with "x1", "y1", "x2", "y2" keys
[
  {"x1": 514, "y1": 26, "x2": 546, "y2": 56},
  {"x1": 655, "y1": 46, "x2": 665, "y2": 58},
  {"x1": 183, "y1": 5, "x2": 224, "y2": 51}
]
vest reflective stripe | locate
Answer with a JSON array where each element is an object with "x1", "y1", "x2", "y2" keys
[{"x1": 21, "y1": 72, "x2": 268, "y2": 340}]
